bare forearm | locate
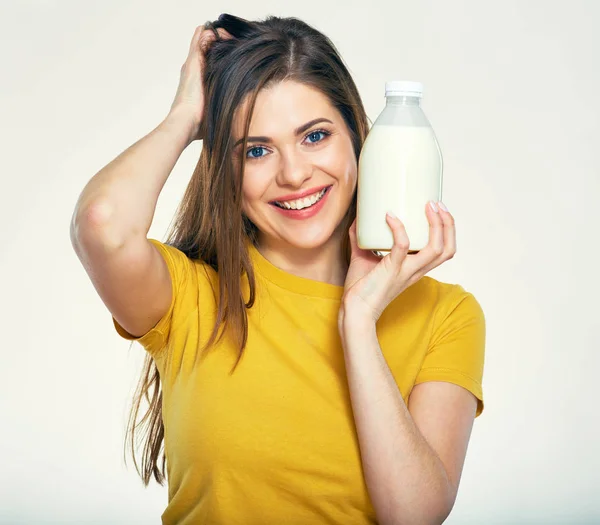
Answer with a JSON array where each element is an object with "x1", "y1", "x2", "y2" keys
[
  {"x1": 340, "y1": 312, "x2": 452, "y2": 525},
  {"x1": 71, "y1": 107, "x2": 196, "y2": 247}
]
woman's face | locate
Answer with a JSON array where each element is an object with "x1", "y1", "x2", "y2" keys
[{"x1": 232, "y1": 80, "x2": 357, "y2": 250}]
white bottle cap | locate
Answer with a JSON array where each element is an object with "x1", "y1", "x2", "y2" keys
[{"x1": 385, "y1": 81, "x2": 424, "y2": 98}]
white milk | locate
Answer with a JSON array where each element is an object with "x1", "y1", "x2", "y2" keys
[{"x1": 357, "y1": 82, "x2": 443, "y2": 254}]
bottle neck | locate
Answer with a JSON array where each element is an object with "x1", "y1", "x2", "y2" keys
[{"x1": 385, "y1": 95, "x2": 422, "y2": 106}]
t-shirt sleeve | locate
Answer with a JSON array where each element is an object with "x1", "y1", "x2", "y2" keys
[
  {"x1": 111, "y1": 238, "x2": 196, "y2": 358},
  {"x1": 414, "y1": 286, "x2": 486, "y2": 417}
]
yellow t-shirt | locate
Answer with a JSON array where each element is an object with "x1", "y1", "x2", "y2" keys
[{"x1": 113, "y1": 238, "x2": 486, "y2": 525}]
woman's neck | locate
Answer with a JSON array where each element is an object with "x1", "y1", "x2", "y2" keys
[{"x1": 256, "y1": 230, "x2": 347, "y2": 286}]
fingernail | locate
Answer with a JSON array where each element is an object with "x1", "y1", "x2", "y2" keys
[
  {"x1": 387, "y1": 211, "x2": 399, "y2": 220},
  {"x1": 438, "y1": 201, "x2": 448, "y2": 212},
  {"x1": 429, "y1": 201, "x2": 439, "y2": 213}
]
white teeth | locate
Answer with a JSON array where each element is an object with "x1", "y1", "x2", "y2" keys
[{"x1": 275, "y1": 188, "x2": 327, "y2": 210}]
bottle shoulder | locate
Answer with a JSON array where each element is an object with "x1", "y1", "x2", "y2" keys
[{"x1": 374, "y1": 104, "x2": 431, "y2": 128}]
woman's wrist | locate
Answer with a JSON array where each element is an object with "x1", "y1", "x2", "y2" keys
[{"x1": 162, "y1": 106, "x2": 200, "y2": 148}]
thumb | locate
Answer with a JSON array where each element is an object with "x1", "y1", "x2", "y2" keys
[
  {"x1": 348, "y1": 218, "x2": 360, "y2": 258},
  {"x1": 349, "y1": 217, "x2": 387, "y2": 262},
  {"x1": 348, "y1": 218, "x2": 373, "y2": 260}
]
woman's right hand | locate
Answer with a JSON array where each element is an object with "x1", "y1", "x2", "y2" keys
[{"x1": 169, "y1": 24, "x2": 232, "y2": 143}]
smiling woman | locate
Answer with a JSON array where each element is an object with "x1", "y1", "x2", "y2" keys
[
  {"x1": 71, "y1": 12, "x2": 486, "y2": 525},
  {"x1": 233, "y1": 80, "x2": 358, "y2": 261}
]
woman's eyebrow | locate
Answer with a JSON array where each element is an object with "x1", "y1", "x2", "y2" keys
[{"x1": 233, "y1": 118, "x2": 334, "y2": 148}]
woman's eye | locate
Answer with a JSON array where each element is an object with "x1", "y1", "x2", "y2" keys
[
  {"x1": 306, "y1": 130, "x2": 327, "y2": 143},
  {"x1": 246, "y1": 146, "x2": 267, "y2": 159},
  {"x1": 245, "y1": 130, "x2": 329, "y2": 160}
]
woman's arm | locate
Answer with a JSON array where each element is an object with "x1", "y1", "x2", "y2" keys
[
  {"x1": 339, "y1": 311, "x2": 454, "y2": 525},
  {"x1": 71, "y1": 107, "x2": 195, "y2": 248}
]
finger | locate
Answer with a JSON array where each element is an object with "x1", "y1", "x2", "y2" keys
[
  {"x1": 348, "y1": 218, "x2": 380, "y2": 261},
  {"x1": 416, "y1": 203, "x2": 457, "y2": 277},
  {"x1": 348, "y1": 217, "x2": 360, "y2": 255},
  {"x1": 189, "y1": 25, "x2": 208, "y2": 55},
  {"x1": 348, "y1": 218, "x2": 367, "y2": 261},
  {"x1": 198, "y1": 29, "x2": 218, "y2": 55},
  {"x1": 216, "y1": 28, "x2": 234, "y2": 40},
  {"x1": 347, "y1": 218, "x2": 358, "y2": 255},
  {"x1": 199, "y1": 27, "x2": 233, "y2": 55},
  {"x1": 194, "y1": 24, "x2": 225, "y2": 56},
  {"x1": 437, "y1": 201, "x2": 456, "y2": 259},
  {"x1": 385, "y1": 212, "x2": 410, "y2": 268},
  {"x1": 428, "y1": 200, "x2": 445, "y2": 257},
  {"x1": 404, "y1": 201, "x2": 444, "y2": 274}
]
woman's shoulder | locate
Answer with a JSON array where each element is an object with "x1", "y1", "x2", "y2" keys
[
  {"x1": 385, "y1": 275, "x2": 483, "y2": 320},
  {"x1": 419, "y1": 275, "x2": 479, "y2": 300},
  {"x1": 418, "y1": 275, "x2": 485, "y2": 323},
  {"x1": 148, "y1": 238, "x2": 219, "y2": 290}
]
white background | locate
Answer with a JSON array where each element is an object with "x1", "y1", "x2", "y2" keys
[{"x1": 1, "y1": 0, "x2": 598, "y2": 523}]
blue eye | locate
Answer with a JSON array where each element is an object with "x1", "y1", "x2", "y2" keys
[
  {"x1": 306, "y1": 130, "x2": 327, "y2": 143},
  {"x1": 244, "y1": 129, "x2": 331, "y2": 160},
  {"x1": 246, "y1": 146, "x2": 267, "y2": 159}
]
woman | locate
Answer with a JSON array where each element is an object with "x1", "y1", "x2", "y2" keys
[{"x1": 70, "y1": 13, "x2": 486, "y2": 525}]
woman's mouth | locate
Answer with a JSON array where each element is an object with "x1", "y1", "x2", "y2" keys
[{"x1": 269, "y1": 185, "x2": 332, "y2": 220}]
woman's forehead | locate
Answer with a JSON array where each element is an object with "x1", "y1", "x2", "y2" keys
[{"x1": 232, "y1": 81, "x2": 336, "y2": 137}]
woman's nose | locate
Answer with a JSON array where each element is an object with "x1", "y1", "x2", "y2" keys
[{"x1": 276, "y1": 151, "x2": 313, "y2": 187}]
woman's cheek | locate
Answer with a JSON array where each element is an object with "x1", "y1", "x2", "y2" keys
[
  {"x1": 242, "y1": 171, "x2": 269, "y2": 209},
  {"x1": 317, "y1": 147, "x2": 357, "y2": 186}
]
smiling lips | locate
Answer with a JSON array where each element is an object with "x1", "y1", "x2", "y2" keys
[
  {"x1": 273, "y1": 187, "x2": 329, "y2": 210},
  {"x1": 270, "y1": 184, "x2": 331, "y2": 204},
  {"x1": 269, "y1": 185, "x2": 332, "y2": 220}
]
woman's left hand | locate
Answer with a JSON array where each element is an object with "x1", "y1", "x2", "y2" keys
[{"x1": 340, "y1": 201, "x2": 456, "y2": 326}]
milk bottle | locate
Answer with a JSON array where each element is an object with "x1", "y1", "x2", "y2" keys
[{"x1": 357, "y1": 81, "x2": 443, "y2": 255}]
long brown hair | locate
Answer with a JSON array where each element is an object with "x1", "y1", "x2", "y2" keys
[{"x1": 124, "y1": 13, "x2": 371, "y2": 486}]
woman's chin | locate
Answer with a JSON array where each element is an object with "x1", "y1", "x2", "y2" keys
[{"x1": 277, "y1": 223, "x2": 343, "y2": 251}]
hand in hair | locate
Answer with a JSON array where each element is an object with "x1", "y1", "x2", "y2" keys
[{"x1": 169, "y1": 23, "x2": 233, "y2": 142}]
